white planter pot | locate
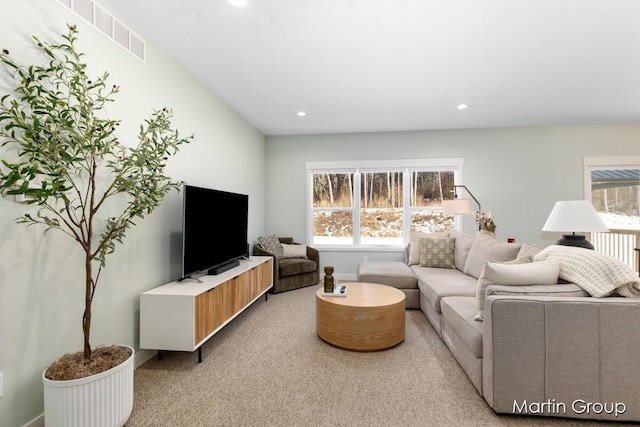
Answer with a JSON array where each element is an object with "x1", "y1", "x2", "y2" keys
[{"x1": 43, "y1": 345, "x2": 134, "y2": 427}]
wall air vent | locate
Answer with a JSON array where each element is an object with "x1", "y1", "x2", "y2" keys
[{"x1": 55, "y1": 0, "x2": 145, "y2": 62}]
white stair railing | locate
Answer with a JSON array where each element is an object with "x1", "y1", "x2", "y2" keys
[{"x1": 592, "y1": 230, "x2": 639, "y2": 275}]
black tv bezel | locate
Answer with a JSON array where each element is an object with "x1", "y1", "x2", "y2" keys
[{"x1": 181, "y1": 184, "x2": 249, "y2": 279}]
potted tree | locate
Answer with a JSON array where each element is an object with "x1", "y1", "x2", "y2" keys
[{"x1": 0, "y1": 25, "x2": 192, "y2": 426}]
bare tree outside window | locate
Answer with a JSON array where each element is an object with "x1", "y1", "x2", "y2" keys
[
  {"x1": 591, "y1": 169, "x2": 640, "y2": 224},
  {"x1": 410, "y1": 171, "x2": 455, "y2": 233},
  {"x1": 311, "y1": 169, "x2": 457, "y2": 245},
  {"x1": 588, "y1": 167, "x2": 640, "y2": 274},
  {"x1": 360, "y1": 172, "x2": 403, "y2": 244},
  {"x1": 313, "y1": 173, "x2": 354, "y2": 244}
]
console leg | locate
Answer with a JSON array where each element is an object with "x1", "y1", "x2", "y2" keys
[
  {"x1": 265, "y1": 292, "x2": 268, "y2": 302},
  {"x1": 157, "y1": 350, "x2": 162, "y2": 361},
  {"x1": 198, "y1": 347, "x2": 202, "y2": 363}
]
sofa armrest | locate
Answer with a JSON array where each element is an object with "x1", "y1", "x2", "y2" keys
[
  {"x1": 482, "y1": 295, "x2": 640, "y2": 421},
  {"x1": 306, "y1": 245, "x2": 320, "y2": 265},
  {"x1": 253, "y1": 245, "x2": 280, "y2": 272},
  {"x1": 253, "y1": 245, "x2": 276, "y2": 258}
]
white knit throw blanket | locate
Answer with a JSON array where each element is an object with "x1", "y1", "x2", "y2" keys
[{"x1": 534, "y1": 245, "x2": 640, "y2": 298}]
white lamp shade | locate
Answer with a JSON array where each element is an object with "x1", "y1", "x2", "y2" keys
[
  {"x1": 542, "y1": 200, "x2": 609, "y2": 233},
  {"x1": 442, "y1": 199, "x2": 472, "y2": 215}
]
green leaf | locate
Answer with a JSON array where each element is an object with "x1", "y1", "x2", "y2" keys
[{"x1": 1, "y1": 24, "x2": 192, "y2": 358}]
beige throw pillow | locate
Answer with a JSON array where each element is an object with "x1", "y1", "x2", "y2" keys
[
  {"x1": 463, "y1": 234, "x2": 522, "y2": 279},
  {"x1": 475, "y1": 257, "x2": 560, "y2": 321},
  {"x1": 419, "y1": 237, "x2": 455, "y2": 269},
  {"x1": 448, "y1": 229, "x2": 475, "y2": 271},
  {"x1": 517, "y1": 242, "x2": 544, "y2": 258},
  {"x1": 281, "y1": 243, "x2": 308, "y2": 259}
]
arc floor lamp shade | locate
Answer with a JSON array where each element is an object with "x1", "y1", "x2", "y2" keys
[
  {"x1": 442, "y1": 198, "x2": 472, "y2": 215},
  {"x1": 542, "y1": 200, "x2": 609, "y2": 249},
  {"x1": 442, "y1": 185, "x2": 482, "y2": 231},
  {"x1": 442, "y1": 185, "x2": 479, "y2": 216}
]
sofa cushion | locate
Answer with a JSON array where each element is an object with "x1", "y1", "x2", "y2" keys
[
  {"x1": 463, "y1": 235, "x2": 522, "y2": 279},
  {"x1": 279, "y1": 258, "x2": 317, "y2": 278},
  {"x1": 258, "y1": 235, "x2": 283, "y2": 258},
  {"x1": 475, "y1": 258, "x2": 560, "y2": 320},
  {"x1": 412, "y1": 266, "x2": 477, "y2": 314},
  {"x1": 357, "y1": 262, "x2": 417, "y2": 289},
  {"x1": 517, "y1": 242, "x2": 544, "y2": 258},
  {"x1": 448, "y1": 229, "x2": 475, "y2": 271},
  {"x1": 407, "y1": 231, "x2": 448, "y2": 265},
  {"x1": 485, "y1": 283, "x2": 589, "y2": 299},
  {"x1": 281, "y1": 243, "x2": 308, "y2": 259},
  {"x1": 441, "y1": 297, "x2": 484, "y2": 358},
  {"x1": 419, "y1": 237, "x2": 455, "y2": 268}
]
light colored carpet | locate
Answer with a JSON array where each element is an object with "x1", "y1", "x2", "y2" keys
[{"x1": 126, "y1": 285, "x2": 626, "y2": 426}]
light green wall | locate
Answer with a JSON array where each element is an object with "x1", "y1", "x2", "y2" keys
[
  {"x1": 265, "y1": 124, "x2": 640, "y2": 275},
  {"x1": 3, "y1": 2, "x2": 640, "y2": 427},
  {"x1": 0, "y1": 1, "x2": 266, "y2": 426}
]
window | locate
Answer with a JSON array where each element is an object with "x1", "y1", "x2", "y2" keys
[
  {"x1": 307, "y1": 159, "x2": 462, "y2": 248},
  {"x1": 360, "y1": 171, "x2": 404, "y2": 245},
  {"x1": 409, "y1": 170, "x2": 455, "y2": 233},
  {"x1": 584, "y1": 157, "x2": 640, "y2": 273},
  {"x1": 312, "y1": 172, "x2": 355, "y2": 245}
]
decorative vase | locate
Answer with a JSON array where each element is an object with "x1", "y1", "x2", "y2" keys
[
  {"x1": 42, "y1": 345, "x2": 134, "y2": 427},
  {"x1": 323, "y1": 266, "x2": 335, "y2": 293},
  {"x1": 477, "y1": 229, "x2": 496, "y2": 239}
]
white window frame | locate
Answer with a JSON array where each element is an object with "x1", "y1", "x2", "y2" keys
[
  {"x1": 584, "y1": 156, "x2": 640, "y2": 273},
  {"x1": 306, "y1": 158, "x2": 464, "y2": 251},
  {"x1": 583, "y1": 156, "x2": 640, "y2": 201}
]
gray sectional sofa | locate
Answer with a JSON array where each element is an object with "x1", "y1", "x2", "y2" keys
[{"x1": 357, "y1": 229, "x2": 640, "y2": 422}]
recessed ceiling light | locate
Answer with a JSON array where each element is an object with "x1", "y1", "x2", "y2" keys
[
  {"x1": 228, "y1": 0, "x2": 247, "y2": 7},
  {"x1": 297, "y1": 111, "x2": 307, "y2": 117},
  {"x1": 457, "y1": 104, "x2": 469, "y2": 110}
]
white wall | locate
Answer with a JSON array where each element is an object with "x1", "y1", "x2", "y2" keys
[
  {"x1": 265, "y1": 124, "x2": 640, "y2": 276},
  {"x1": 0, "y1": 1, "x2": 266, "y2": 426}
]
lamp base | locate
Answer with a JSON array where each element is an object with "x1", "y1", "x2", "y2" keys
[{"x1": 555, "y1": 234, "x2": 594, "y2": 250}]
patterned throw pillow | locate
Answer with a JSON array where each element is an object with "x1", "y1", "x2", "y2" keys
[
  {"x1": 258, "y1": 235, "x2": 283, "y2": 258},
  {"x1": 407, "y1": 230, "x2": 449, "y2": 265},
  {"x1": 419, "y1": 237, "x2": 455, "y2": 268}
]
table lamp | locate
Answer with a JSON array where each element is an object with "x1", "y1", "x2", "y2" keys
[{"x1": 541, "y1": 200, "x2": 609, "y2": 249}]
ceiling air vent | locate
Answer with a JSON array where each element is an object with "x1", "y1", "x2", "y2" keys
[{"x1": 55, "y1": 0, "x2": 145, "y2": 62}]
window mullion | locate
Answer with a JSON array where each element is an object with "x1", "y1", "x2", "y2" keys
[
  {"x1": 403, "y1": 169, "x2": 411, "y2": 245},
  {"x1": 353, "y1": 170, "x2": 361, "y2": 246}
]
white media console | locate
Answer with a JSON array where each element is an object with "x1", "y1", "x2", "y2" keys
[{"x1": 140, "y1": 256, "x2": 273, "y2": 362}]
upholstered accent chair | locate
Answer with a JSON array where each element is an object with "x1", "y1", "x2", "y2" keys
[{"x1": 253, "y1": 237, "x2": 320, "y2": 293}]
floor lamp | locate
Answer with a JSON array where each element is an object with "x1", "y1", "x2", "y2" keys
[{"x1": 442, "y1": 185, "x2": 481, "y2": 230}]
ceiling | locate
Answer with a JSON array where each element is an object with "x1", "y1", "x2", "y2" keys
[{"x1": 105, "y1": 0, "x2": 640, "y2": 136}]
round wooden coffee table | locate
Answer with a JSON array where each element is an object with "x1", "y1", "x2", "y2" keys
[{"x1": 315, "y1": 282, "x2": 405, "y2": 351}]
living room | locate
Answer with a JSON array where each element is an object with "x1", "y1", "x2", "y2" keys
[{"x1": 1, "y1": 1, "x2": 640, "y2": 426}]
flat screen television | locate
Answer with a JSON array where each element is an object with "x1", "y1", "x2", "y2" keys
[{"x1": 181, "y1": 184, "x2": 249, "y2": 279}]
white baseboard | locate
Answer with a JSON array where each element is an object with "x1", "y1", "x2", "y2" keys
[
  {"x1": 134, "y1": 348, "x2": 157, "y2": 369},
  {"x1": 23, "y1": 415, "x2": 44, "y2": 427}
]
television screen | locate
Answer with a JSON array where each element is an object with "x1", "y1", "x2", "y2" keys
[{"x1": 181, "y1": 184, "x2": 249, "y2": 278}]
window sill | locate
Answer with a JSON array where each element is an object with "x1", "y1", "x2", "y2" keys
[{"x1": 312, "y1": 245, "x2": 405, "y2": 253}]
